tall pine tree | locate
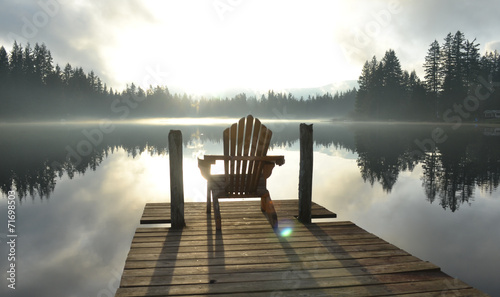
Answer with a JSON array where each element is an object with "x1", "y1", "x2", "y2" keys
[
  {"x1": 424, "y1": 40, "x2": 441, "y2": 96},
  {"x1": 423, "y1": 40, "x2": 441, "y2": 118},
  {"x1": 462, "y1": 38, "x2": 480, "y2": 90},
  {"x1": 380, "y1": 49, "x2": 404, "y2": 118},
  {"x1": 9, "y1": 42, "x2": 24, "y2": 84},
  {"x1": 0, "y1": 46, "x2": 9, "y2": 83}
]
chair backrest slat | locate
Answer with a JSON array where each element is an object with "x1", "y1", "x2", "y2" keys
[
  {"x1": 228, "y1": 123, "x2": 237, "y2": 191},
  {"x1": 223, "y1": 128, "x2": 230, "y2": 193},
  {"x1": 235, "y1": 117, "x2": 245, "y2": 193},
  {"x1": 240, "y1": 115, "x2": 253, "y2": 193},
  {"x1": 247, "y1": 118, "x2": 261, "y2": 193},
  {"x1": 223, "y1": 128, "x2": 229, "y2": 170},
  {"x1": 249, "y1": 123, "x2": 271, "y2": 191}
]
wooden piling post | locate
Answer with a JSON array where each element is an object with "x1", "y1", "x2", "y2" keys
[
  {"x1": 168, "y1": 130, "x2": 185, "y2": 228},
  {"x1": 298, "y1": 123, "x2": 313, "y2": 224}
]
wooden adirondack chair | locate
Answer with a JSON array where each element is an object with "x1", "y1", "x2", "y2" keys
[{"x1": 198, "y1": 115, "x2": 285, "y2": 230}]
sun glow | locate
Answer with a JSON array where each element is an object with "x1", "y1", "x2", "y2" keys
[{"x1": 102, "y1": 1, "x2": 355, "y2": 94}]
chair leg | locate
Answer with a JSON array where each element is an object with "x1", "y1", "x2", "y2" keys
[
  {"x1": 261, "y1": 191, "x2": 278, "y2": 229},
  {"x1": 213, "y1": 195, "x2": 222, "y2": 230},
  {"x1": 206, "y1": 182, "x2": 211, "y2": 214}
]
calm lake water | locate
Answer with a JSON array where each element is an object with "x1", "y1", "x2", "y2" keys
[{"x1": 0, "y1": 118, "x2": 499, "y2": 296}]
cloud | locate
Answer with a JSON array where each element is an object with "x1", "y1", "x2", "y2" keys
[
  {"x1": 1, "y1": 0, "x2": 499, "y2": 92},
  {"x1": 0, "y1": 0, "x2": 157, "y2": 89},
  {"x1": 0, "y1": 150, "x2": 146, "y2": 297},
  {"x1": 485, "y1": 41, "x2": 500, "y2": 53},
  {"x1": 334, "y1": 0, "x2": 500, "y2": 75}
]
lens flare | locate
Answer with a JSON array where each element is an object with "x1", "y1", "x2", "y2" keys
[{"x1": 280, "y1": 227, "x2": 293, "y2": 237}]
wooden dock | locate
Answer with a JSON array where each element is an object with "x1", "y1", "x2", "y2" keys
[{"x1": 115, "y1": 199, "x2": 488, "y2": 296}]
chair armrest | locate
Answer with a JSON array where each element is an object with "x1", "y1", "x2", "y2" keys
[
  {"x1": 198, "y1": 155, "x2": 225, "y2": 164},
  {"x1": 198, "y1": 156, "x2": 221, "y2": 180},
  {"x1": 198, "y1": 155, "x2": 285, "y2": 180},
  {"x1": 265, "y1": 156, "x2": 285, "y2": 166}
]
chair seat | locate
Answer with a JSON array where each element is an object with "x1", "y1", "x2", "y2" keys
[{"x1": 208, "y1": 174, "x2": 267, "y2": 198}]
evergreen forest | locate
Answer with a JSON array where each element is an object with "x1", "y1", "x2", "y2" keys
[
  {"x1": 0, "y1": 41, "x2": 355, "y2": 120},
  {"x1": 1, "y1": 31, "x2": 499, "y2": 121},
  {"x1": 355, "y1": 31, "x2": 500, "y2": 120}
]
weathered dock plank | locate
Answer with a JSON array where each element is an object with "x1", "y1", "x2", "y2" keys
[
  {"x1": 116, "y1": 200, "x2": 488, "y2": 297},
  {"x1": 119, "y1": 262, "x2": 440, "y2": 289},
  {"x1": 140, "y1": 199, "x2": 337, "y2": 224}
]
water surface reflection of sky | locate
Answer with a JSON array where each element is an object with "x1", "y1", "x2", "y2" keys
[
  {"x1": 312, "y1": 148, "x2": 500, "y2": 296},
  {"x1": 0, "y1": 123, "x2": 499, "y2": 296}
]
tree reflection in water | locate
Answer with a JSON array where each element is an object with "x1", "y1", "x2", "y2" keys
[{"x1": 1, "y1": 122, "x2": 498, "y2": 212}]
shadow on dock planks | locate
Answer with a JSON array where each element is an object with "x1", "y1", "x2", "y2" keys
[{"x1": 115, "y1": 200, "x2": 489, "y2": 297}]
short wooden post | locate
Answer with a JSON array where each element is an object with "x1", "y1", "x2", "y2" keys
[
  {"x1": 168, "y1": 130, "x2": 185, "y2": 228},
  {"x1": 298, "y1": 123, "x2": 313, "y2": 224}
]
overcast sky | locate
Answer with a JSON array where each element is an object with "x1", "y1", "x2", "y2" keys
[{"x1": 1, "y1": 0, "x2": 499, "y2": 95}]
